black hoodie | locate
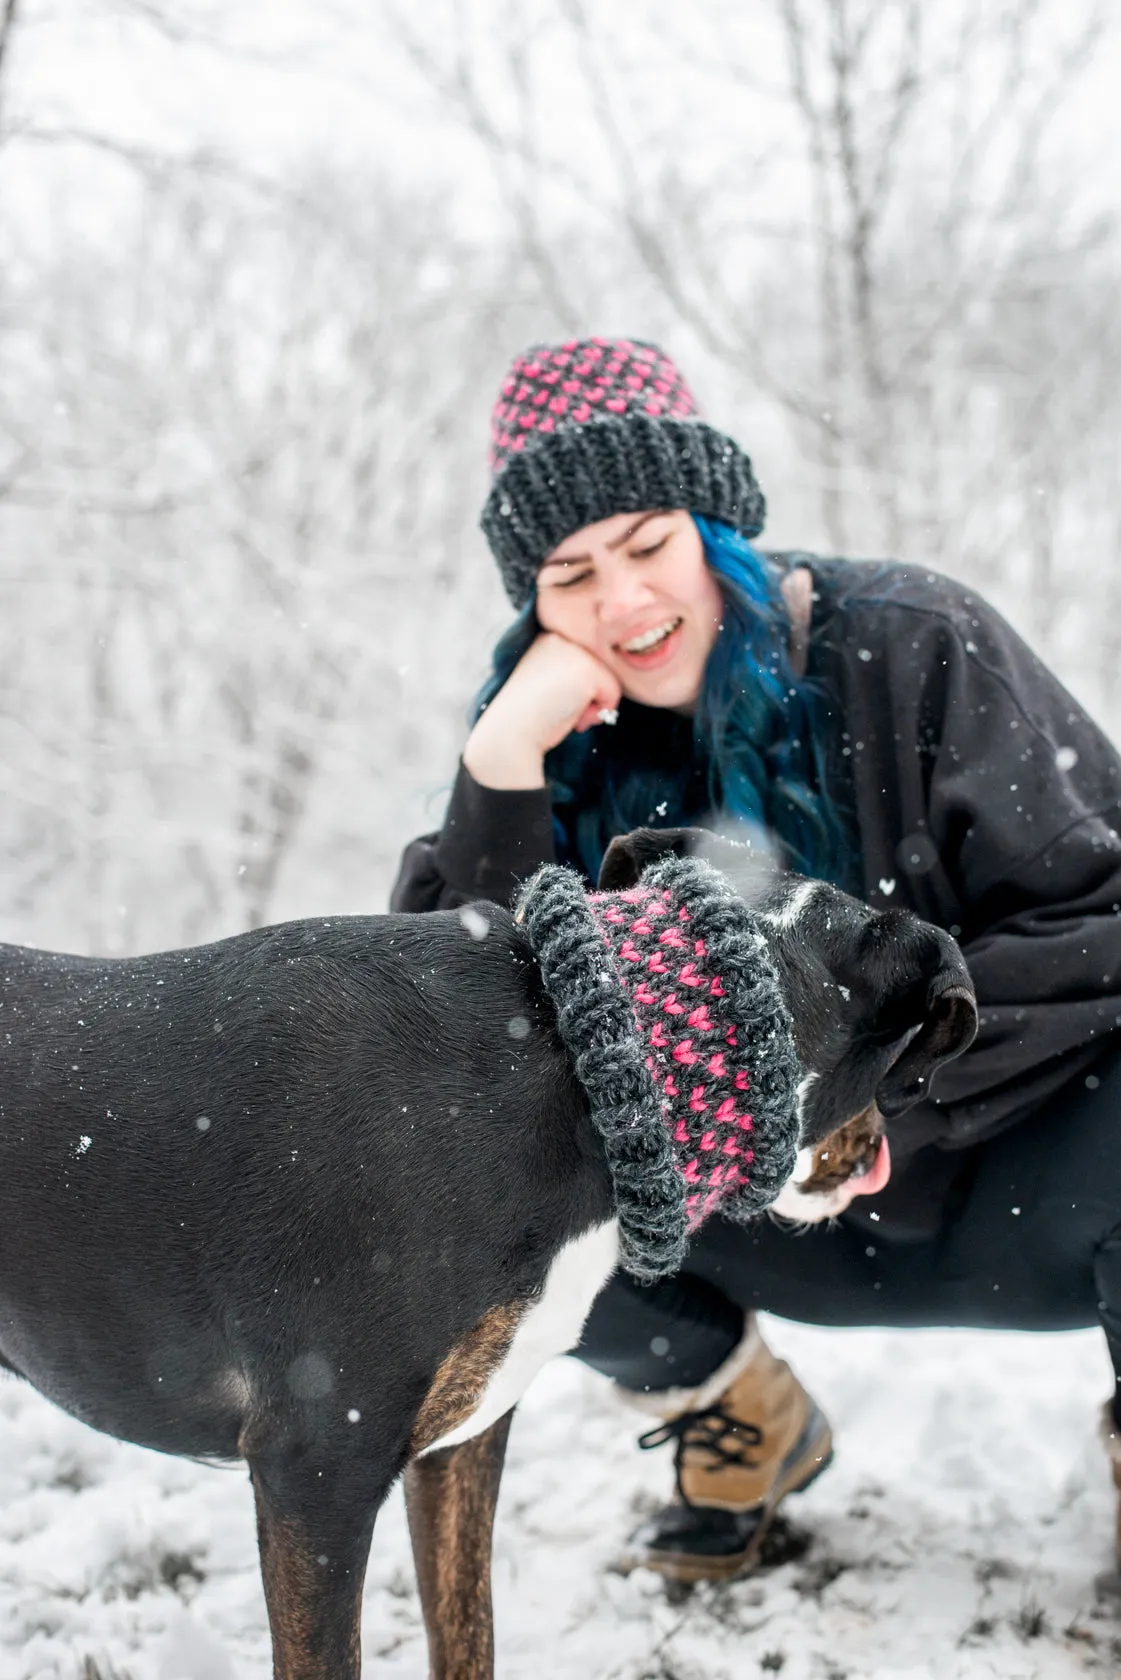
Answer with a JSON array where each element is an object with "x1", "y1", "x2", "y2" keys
[{"x1": 391, "y1": 560, "x2": 1121, "y2": 1167}]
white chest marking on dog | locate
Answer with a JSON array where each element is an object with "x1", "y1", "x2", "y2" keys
[{"x1": 424, "y1": 1220, "x2": 620, "y2": 1455}]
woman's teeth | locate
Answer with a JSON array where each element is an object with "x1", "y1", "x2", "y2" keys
[{"x1": 620, "y1": 617, "x2": 681, "y2": 654}]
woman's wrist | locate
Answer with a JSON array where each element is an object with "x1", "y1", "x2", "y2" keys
[{"x1": 463, "y1": 714, "x2": 546, "y2": 790}]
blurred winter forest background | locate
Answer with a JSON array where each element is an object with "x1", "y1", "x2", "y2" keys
[{"x1": 1, "y1": 0, "x2": 1119, "y2": 957}]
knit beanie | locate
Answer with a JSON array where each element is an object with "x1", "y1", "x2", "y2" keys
[
  {"x1": 481, "y1": 337, "x2": 767, "y2": 609},
  {"x1": 517, "y1": 852, "x2": 801, "y2": 1281}
]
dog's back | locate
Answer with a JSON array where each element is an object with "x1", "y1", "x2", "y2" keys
[{"x1": 0, "y1": 912, "x2": 608, "y2": 1460}]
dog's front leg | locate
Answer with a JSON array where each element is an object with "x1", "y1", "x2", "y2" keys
[
  {"x1": 249, "y1": 1449, "x2": 390, "y2": 1680},
  {"x1": 404, "y1": 1408, "x2": 514, "y2": 1680}
]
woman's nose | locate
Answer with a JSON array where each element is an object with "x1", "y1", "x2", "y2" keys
[{"x1": 599, "y1": 571, "x2": 654, "y2": 624}]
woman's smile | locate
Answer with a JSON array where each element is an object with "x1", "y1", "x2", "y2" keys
[{"x1": 613, "y1": 615, "x2": 685, "y2": 670}]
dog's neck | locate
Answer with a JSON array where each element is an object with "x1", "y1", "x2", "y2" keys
[{"x1": 517, "y1": 856, "x2": 803, "y2": 1280}]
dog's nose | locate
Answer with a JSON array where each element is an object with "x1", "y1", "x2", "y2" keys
[{"x1": 848, "y1": 1135, "x2": 891, "y2": 1199}]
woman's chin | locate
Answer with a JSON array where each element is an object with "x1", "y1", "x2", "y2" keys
[
  {"x1": 611, "y1": 628, "x2": 711, "y2": 714},
  {"x1": 620, "y1": 668, "x2": 704, "y2": 713}
]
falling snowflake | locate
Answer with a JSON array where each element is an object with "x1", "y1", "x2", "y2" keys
[{"x1": 459, "y1": 906, "x2": 490, "y2": 941}]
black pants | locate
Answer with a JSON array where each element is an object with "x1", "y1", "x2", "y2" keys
[{"x1": 576, "y1": 1042, "x2": 1121, "y2": 1418}]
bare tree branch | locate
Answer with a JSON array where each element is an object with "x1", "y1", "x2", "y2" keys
[
  {"x1": 382, "y1": 0, "x2": 586, "y2": 328},
  {"x1": 779, "y1": 0, "x2": 849, "y2": 543},
  {"x1": 0, "y1": 0, "x2": 20, "y2": 133}
]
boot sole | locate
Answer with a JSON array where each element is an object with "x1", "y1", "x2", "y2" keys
[{"x1": 626, "y1": 1407, "x2": 835, "y2": 1585}]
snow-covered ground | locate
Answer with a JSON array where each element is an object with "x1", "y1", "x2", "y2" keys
[{"x1": 1, "y1": 1319, "x2": 1118, "y2": 1680}]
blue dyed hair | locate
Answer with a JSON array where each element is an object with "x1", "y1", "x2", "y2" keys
[{"x1": 474, "y1": 517, "x2": 857, "y2": 888}]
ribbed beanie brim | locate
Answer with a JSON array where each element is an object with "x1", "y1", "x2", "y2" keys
[{"x1": 482, "y1": 415, "x2": 766, "y2": 609}]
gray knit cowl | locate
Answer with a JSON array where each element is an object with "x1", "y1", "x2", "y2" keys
[{"x1": 517, "y1": 854, "x2": 802, "y2": 1281}]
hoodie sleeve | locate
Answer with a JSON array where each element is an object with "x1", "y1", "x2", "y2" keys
[
  {"x1": 389, "y1": 761, "x2": 557, "y2": 912},
  {"x1": 837, "y1": 569, "x2": 1121, "y2": 1148}
]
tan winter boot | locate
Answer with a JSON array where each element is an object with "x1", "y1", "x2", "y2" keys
[
  {"x1": 1099, "y1": 1400, "x2": 1121, "y2": 1559},
  {"x1": 619, "y1": 1318, "x2": 833, "y2": 1583}
]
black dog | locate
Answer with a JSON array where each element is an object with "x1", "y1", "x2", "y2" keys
[{"x1": 0, "y1": 829, "x2": 975, "y2": 1678}]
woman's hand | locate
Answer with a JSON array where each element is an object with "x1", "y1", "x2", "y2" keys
[{"x1": 463, "y1": 632, "x2": 622, "y2": 790}]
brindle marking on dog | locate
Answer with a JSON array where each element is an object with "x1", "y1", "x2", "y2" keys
[
  {"x1": 406, "y1": 1411, "x2": 514, "y2": 1680},
  {"x1": 251, "y1": 1481, "x2": 364, "y2": 1680},
  {"x1": 799, "y1": 1104, "x2": 883, "y2": 1195},
  {"x1": 409, "y1": 1301, "x2": 526, "y2": 1456}
]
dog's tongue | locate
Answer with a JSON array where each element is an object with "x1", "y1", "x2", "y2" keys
[{"x1": 851, "y1": 1135, "x2": 892, "y2": 1199}]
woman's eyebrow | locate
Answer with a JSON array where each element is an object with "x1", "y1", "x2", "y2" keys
[
  {"x1": 541, "y1": 511, "x2": 666, "y2": 568},
  {"x1": 607, "y1": 511, "x2": 664, "y2": 549}
]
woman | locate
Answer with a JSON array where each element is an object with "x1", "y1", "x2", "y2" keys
[{"x1": 392, "y1": 337, "x2": 1121, "y2": 1582}]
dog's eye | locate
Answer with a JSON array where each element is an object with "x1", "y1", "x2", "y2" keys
[{"x1": 858, "y1": 914, "x2": 894, "y2": 954}]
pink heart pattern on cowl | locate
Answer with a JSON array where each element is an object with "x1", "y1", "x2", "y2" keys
[
  {"x1": 516, "y1": 853, "x2": 801, "y2": 1280},
  {"x1": 589, "y1": 882, "x2": 762, "y2": 1230}
]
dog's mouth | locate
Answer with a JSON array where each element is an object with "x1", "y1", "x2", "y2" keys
[
  {"x1": 781, "y1": 1105, "x2": 892, "y2": 1223},
  {"x1": 799, "y1": 1105, "x2": 885, "y2": 1193},
  {"x1": 848, "y1": 1132, "x2": 891, "y2": 1196},
  {"x1": 770, "y1": 1109, "x2": 891, "y2": 1226}
]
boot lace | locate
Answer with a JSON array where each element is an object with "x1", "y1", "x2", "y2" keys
[{"x1": 638, "y1": 1406, "x2": 765, "y2": 1506}]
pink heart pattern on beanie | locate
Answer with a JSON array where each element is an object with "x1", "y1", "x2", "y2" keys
[{"x1": 489, "y1": 338, "x2": 698, "y2": 473}]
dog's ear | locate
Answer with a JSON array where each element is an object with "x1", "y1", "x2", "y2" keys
[
  {"x1": 875, "y1": 983, "x2": 977, "y2": 1118},
  {"x1": 597, "y1": 827, "x2": 699, "y2": 890},
  {"x1": 758, "y1": 883, "x2": 979, "y2": 1142},
  {"x1": 873, "y1": 922, "x2": 978, "y2": 1119}
]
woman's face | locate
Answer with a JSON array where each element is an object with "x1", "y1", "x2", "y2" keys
[{"x1": 535, "y1": 510, "x2": 724, "y2": 711}]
